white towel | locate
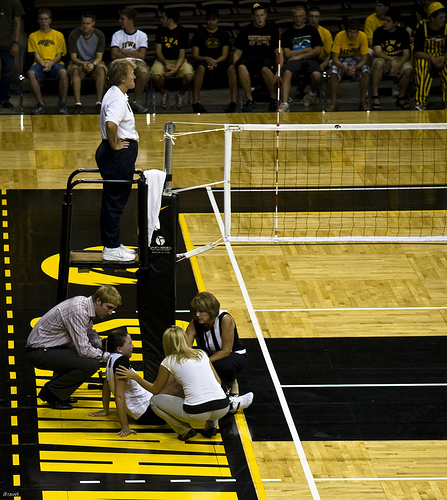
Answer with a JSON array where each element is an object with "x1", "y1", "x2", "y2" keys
[{"x1": 144, "y1": 169, "x2": 166, "y2": 245}]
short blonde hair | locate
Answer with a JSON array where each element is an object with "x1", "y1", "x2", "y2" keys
[
  {"x1": 108, "y1": 59, "x2": 136, "y2": 86},
  {"x1": 92, "y1": 285, "x2": 122, "y2": 306}
]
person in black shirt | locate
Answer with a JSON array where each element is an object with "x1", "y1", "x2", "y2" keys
[
  {"x1": 233, "y1": 2, "x2": 279, "y2": 112},
  {"x1": 371, "y1": 9, "x2": 413, "y2": 109},
  {"x1": 413, "y1": 2, "x2": 447, "y2": 109},
  {"x1": 151, "y1": 8, "x2": 194, "y2": 110},
  {"x1": 279, "y1": 5, "x2": 322, "y2": 112},
  {"x1": 191, "y1": 8, "x2": 238, "y2": 113}
]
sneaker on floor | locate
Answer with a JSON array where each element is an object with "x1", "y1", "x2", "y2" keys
[
  {"x1": 161, "y1": 93, "x2": 170, "y2": 109},
  {"x1": 392, "y1": 83, "x2": 399, "y2": 98},
  {"x1": 32, "y1": 103, "x2": 47, "y2": 115},
  {"x1": 414, "y1": 104, "x2": 426, "y2": 111},
  {"x1": 229, "y1": 392, "x2": 254, "y2": 413},
  {"x1": 192, "y1": 102, "x2": 207, "y2": 113},
  {"x1": 224, "y1": 101, "x2": 237, "y2": 113},
  {"x1": 95, "y1": 102, "x2": 102, "y2": 114},
  {"x1": 73, "y1": 104, "x2": 83, "y2": 115},
  {"x1": 1, "y1": 100, "x2": 14, "y2": 109},
  {"x1": 268, "y1": 98, "x2": 278, "y2": 111},
  {"x1": 59, "y1": 102, "x2": 68, "y2": 115},
  {"x1": 303, "y1": 93, "x2": 319, "y2": 107},
  {"x1": 120, "y1": 244, "x2": 136, "y2": 256},
  {"x1": 175, "y1": 94, "x2": 184, "y2": 110},
  {"x1": 131, "y1": 101, "x2": 148, "y2": 114},
  {"x1": 279, "y1": 102, "x2": 290, "y2": 113},
  {"x1": 102, "y1": 246, "x2": 136, "y2": 262},
  {"x1": 242, "y1": 99, "x2": 256, "y2": 112}
]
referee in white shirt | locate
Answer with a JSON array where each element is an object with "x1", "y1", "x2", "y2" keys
[{"x1": 96, "y1": 58, "x2": 139, "y2": 262}]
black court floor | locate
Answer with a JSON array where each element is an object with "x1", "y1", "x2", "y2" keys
[{"x1": 1, "y1": 189, "x2": 447, "y2": 499}]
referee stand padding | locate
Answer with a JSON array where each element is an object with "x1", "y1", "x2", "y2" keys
[{"x1": 57, "y1": 165, "x2": 178, "y2": 381}]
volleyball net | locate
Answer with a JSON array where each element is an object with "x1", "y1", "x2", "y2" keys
[{"x1": 221, "y1": 123, "x2": 447, "y2": 243}]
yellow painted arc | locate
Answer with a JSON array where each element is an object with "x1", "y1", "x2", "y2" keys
[{"x1": 41, "y1": 247, "x2": 138, "y2": 286}]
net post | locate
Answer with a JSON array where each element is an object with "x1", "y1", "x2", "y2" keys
[
  {"x1": 163, "y1": 121, "x2": 175, "y2": 195},
  {"x1": 224, "y1": 125, "x2": 233, "y2": 239}
]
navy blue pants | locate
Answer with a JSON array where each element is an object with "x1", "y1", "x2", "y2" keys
[
  {"x1": 95, "y1": 139, "x2": 138, "y2": 248},
  {"x1": 27, "y1": 346, "x2": 99, "y2": 402},
  {"x1": 214, "y1": 352, "x2": 249, "y2": 392}
]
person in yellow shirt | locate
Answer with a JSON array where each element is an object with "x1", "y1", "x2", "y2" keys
[
  {"x1": 364, "y1": 0, "x2": 390, "y2": 49},
  {"x1": 27, "y1": 8, "x2": 68, "y2": 114},
  {"x1": 308, "y1": 6, "x2": 333, "y2": 72},
  {"x1": 328, "y1": 19, "x2": 370, "y2": 111}
]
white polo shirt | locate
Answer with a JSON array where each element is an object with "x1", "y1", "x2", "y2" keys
[{"x1": 100, "y1": 85, "x2": 139, "y2": 141}]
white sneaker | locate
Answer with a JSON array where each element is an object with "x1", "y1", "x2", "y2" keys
[
  {"x1": 229, "y1": 392, "x2": 254, "y2": 413},
  {"x1": 175, "y1": 94, "x2": 184, "y2": 110},
  {"x1": 120, "y1": 244, "x2": 136, "y2": 256},
  {"x1": 102, "y1": 246, "x2": 135, "y2": 262},
  {"x1": 303, "y1": 93, "x2": 319, "y2": 107},
  {"x1": 161, "y1": 93, "x2": 170, "y2": 110},
  {"x1": 414, "y1": 104, "x2": 426, "y2": 111},
  {"x1": 279, "y1": 102, "x2": 290, "y2": 113}
]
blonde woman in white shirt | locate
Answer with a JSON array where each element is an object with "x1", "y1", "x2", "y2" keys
[
  {"x1": 95, "y1": 58, "x2": 139, "y2": 263},
  {"x1": 117, "y1": 326, "x2": 230, "y2": 441}
]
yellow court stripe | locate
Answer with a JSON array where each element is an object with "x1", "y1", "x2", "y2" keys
[
  {"x1": 178, "y1": 213, "x2": 206, "y2": 292},
  {"x1": 179, "y1": 213, "x2": 267, "y2": 500},
  {"x1": 43, "y1": 492, "x2": 238, "y2": 500}
]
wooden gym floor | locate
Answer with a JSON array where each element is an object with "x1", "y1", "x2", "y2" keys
[{"x1": 1, "y1": 109, "x2": 447, "y2": 500}]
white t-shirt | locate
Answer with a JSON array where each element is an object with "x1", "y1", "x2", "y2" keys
[
  {"x1": 161, "y1": 352, "x2": 226, "y2": 407},
  {"x1": 106, "y1": 352, "x2": 152, "y2": 420},
  {"x1": 111, "y1": 29, "x2": 148, "y2": 61},
  {"x1": 100, "y1": 85, "x2": 139, "y2": 141}
]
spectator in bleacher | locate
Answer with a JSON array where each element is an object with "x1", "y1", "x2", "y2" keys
[
  {"x1": 27, "y1": 8, "x2": 68, "y2": 115},
  {"x1": 0, "y1": 0, "x2": 24, "y2": 109},
  {"x1": 233, "y1": 2, "x2": 279, "y2": 112},
  {"x1": 413, "y1": 2, "x2": 447, "y2": 110},
  {"x1": 191, "y1": 7, "x2": 238, "y2": 113},
  {"x1": 68, "y1": 12, "x2": 107, "y2": 115},
  {"x1": 364, "y1": 0, "x2": 390, "y2": 49},
  {"x1": 328, "y1": 18, "x2": 370, "y2": 111},
  {"x1": 406, "y1": 0, "x2": 436, "y2": 40},
  {"x1": 279, "y1": 5, "x2": 322, "y2": 112},
  {"x1": 152, "y1": 8, "x2": 194, "y2": 110},
  {"x1": 371, "y1": 9, "x2": 413, "y2": 110},
  {"x1": 308, "y1": 6, "x2": 333, "y2": 72},
  {"x1": 111, "y1": 7, "x2": 149, "y2": 114}
]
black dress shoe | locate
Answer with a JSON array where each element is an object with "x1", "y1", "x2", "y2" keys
[
  {"x1": 47, "y1": 400, "x2": 73, "y2": 410},
  {"x1": 178, "y1": 428, "x2": 197, "y2": 441},
  {"x1": 65, "y1": 397, "x2": 78, "y2": 404},
  {"x1": 38, "y1": 385, "x2": 73, "y2": 410},
  {"x1": 201, "y1": 427, "x2": 217, "y2": 438}
]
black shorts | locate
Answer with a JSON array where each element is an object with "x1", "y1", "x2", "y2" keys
[
  {"x1": 283, "y1": 58, "x2": 321, "y2": 77},
  {"x1": 235, "y1": 54, "x2": 276, "y2": 74},
  {"x1": 194, "y1": 59, "x2": 231, "y2": 83}
]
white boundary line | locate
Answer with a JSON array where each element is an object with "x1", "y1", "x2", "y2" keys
[
  {"x1": 206, "y1": 186, "x2": 322, "y2": 500},
  {"x1": 282, "y1": 383, "x2": 447, "y2": 388},
  {"x1": 254, "y1": 306, "x2": 447, "y2": 312},
  {"x1": 315, "y1": 477, "x2": 447, "y2": 482}
]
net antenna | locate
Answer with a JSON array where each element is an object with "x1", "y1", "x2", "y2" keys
[
  {"x1": 275, "y1": 27, "x2": 282, "y2": 238},
  {"x1": 223, "y1": 122, "x2": 447, "y2": 243}
]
